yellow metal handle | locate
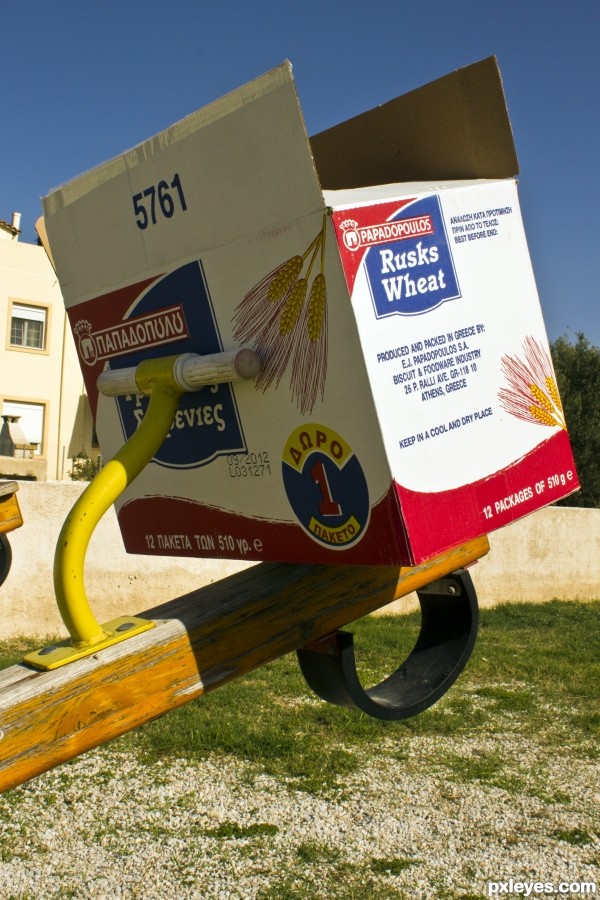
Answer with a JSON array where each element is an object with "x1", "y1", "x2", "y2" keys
[
  {"x1": 52, "y1": 349, "x2": 260, "y2": 652},
  {"x1": 54, "y1": 381, "x2": 182, "y2": 647}
]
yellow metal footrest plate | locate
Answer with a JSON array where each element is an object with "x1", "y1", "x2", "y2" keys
[{"x1": 23, "y1": 616, "x2": 155, "y2": 671}]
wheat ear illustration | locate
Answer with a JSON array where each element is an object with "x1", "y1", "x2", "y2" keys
[
  {"x1": 498, "y1": 336, "x2": 566, "y2": 429},
  {"x1": 232, "y1": 216, "x2": 328, "y2": 414}
]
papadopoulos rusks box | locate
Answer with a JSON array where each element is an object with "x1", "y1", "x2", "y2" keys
[{"x1": 42, "y1": 59, "x2": 579, "y2": 566}]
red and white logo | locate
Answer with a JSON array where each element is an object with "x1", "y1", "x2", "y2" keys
[
  {"x1": 340, "y1": 214, "x2": 434, "y2": 252},
  {"x1": 73, "y1": 319, "x2": 97, "y2": 366},
  {"x1": 72, "y1": 305, "x2": 190, "y2": 367}
]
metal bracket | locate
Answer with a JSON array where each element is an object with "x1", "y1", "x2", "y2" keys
[
  {"x1": 296, "y1": 568, "x2": 479, "y2": 721},
  {"x1": 23, "y1": 616, "x2": 155, "y2": 671}
]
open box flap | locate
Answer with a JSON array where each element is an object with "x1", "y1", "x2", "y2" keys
[
  {"x1": 310, "y1": 57, "x2": 518, "y2": 190},
  {"x1": 43, "y1": 62, "x2": 324, "y2": 305}
]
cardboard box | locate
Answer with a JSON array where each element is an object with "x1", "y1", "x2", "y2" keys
[{"x1": 43, "y1": 58, "x2": 579, "y2": 566}]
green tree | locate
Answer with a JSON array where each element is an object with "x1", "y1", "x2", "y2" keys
[
  {"x1": 69, "y1": 450, "x2": 102, "y2": 482},
  {"x1": 550, "y1": 333, "x2": 600, "y2": 508}
]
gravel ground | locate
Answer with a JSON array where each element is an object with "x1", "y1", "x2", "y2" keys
[{"x1": 0, "y1": 732, "x2": 598, "y2": 899}]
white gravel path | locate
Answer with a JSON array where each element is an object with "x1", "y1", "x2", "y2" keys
[{"x1": 0, "y1": 733, "x2": 597, "y2": 899}]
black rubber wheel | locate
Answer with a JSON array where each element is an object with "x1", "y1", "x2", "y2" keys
[
  {"x1": 0, "y1": 533, "x2": 12, "y2": 589},
  {"x1": 297, "y1": 569, "x2": 479, "y2": 721}
]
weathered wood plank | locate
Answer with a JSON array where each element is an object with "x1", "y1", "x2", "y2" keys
[{"x1": 0, "y1": 536, "x2": 488, "y2": 793}]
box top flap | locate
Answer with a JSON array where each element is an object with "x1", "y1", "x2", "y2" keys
[
  {"x1": 310, "y1": 57, "x2": 518, "y2": 190},
  {"x1": 322, "y1": 177, "x2": 508, "y2": 210},
  {"x1": 43, "y1": 62, "x2": 324, "y2": 304}
]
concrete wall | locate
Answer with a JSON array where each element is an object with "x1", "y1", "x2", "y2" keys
[
  {"x1": 1, "y1": 480, "x2": 598, "y2": 638},
  {"x1": 0, "y1": 455, "x2": 47, "y2": 481}
]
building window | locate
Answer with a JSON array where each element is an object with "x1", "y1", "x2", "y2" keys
[
  {"x1": 10, "y1": 303, "x2": 47, "y2": 350},
  {"x1": 1, "y1": 401, "x2": 45, "y2": 455}
]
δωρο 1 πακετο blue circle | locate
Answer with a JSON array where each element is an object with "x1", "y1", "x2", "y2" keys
[{"x1": 281, "y1": 423, "x2": 369, "y2": 549}]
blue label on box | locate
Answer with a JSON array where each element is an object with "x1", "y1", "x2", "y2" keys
[
  {"x1": 364, "y1": 196, "x2": 460, "y2": 317},
  {"x1": 282, "y1": 424, "x2": 370, "y2": 549},
  {"x1": 113, "y1": 261, "x2": 246, "y2": 468}
]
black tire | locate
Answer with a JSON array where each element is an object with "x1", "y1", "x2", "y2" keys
[
  {"x1": 297, "y1": 569, "x2": 479, "y2": 721},
  {"x1": 0, "y1": 533, "x2": 12, "y2": 589}
]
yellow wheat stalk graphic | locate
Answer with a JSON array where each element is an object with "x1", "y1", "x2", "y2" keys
[
  {"x1": 279, "y1": 279, "x2": 308, "y2": 335},
  {"x1": 268, "y1": 256, "x2": 303, "y2": 303},
  {"x1": 307, "y1": 274, "x2": 327, "y2": 342},
  {"x1": 498, "y1": 336, "x2": 566, "y2": 429},
  {"x1": 232, "y1": 216, "x2": 328, "y2": 414}
]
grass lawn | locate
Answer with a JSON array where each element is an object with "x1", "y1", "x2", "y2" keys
[
  {"x1": 0, "y1": 600, "x2": 598, "y2": 900},
  {"x1": 1, "y1": 600, "x2": 597, "y2": 796}
]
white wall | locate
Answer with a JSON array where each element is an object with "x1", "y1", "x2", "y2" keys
[{"x1": 1, "y1": 480, "x2": 598, "y2": 638}]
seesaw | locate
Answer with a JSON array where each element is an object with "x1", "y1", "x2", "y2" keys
[
  {"x1": 0, "y1": 481, "x2": 23, "y2": 590},
  {"x1": 2, "y1": 57, "x2": 575, "y2": 794},
  {"x1": 0, "y1": 350, "x2": 487, "y2": 794}
]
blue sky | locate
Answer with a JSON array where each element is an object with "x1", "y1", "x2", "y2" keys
[{"x1": 2, "y1": 0, "x2": 598, "y2": 346}]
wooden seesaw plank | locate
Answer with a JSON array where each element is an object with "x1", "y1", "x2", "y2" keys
[{"x1": 0, "y1": 535, "x2": 488, "y2": 793}]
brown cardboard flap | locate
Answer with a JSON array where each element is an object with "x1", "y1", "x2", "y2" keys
[
  {"x1": 310, "y1": 57, "x2": 518, "y2": 189},
  {"x1": 43, "y1": 62, "x2": 324, "y2": 305}
]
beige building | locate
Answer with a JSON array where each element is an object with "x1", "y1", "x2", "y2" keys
[{"x1": 0, "y1": 212, "x2": 96, "y2": 480}]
